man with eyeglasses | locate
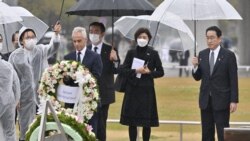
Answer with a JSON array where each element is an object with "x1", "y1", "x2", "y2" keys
[{"x1": 8, "y1": 22, "x2": 61, "y2": 141}]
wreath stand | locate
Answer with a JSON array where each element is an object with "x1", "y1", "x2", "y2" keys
[{"x1": 38, "y1": 100, "x2": 68, "y2": 141}]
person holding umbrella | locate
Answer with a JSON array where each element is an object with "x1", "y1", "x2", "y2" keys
[
  {"x1": 119, "y1": 27, "x2": 164, "y2": 141},
  {"x1": 8, "y1": 22, "x2": 61, "y2": 141},
  {"x1": 87, "y1": 22, "x2": 119, "y2": 141},
  {"x1": 192, "y1": 26, "x2": 238, "y2": 141}
]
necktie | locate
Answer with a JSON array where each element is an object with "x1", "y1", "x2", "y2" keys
[
  {"x1": 77, "y1": 51, "x2": 81, "y2": 62},
  {"x1": 94, "y1": 47, "x2": 98, "y2": 53},
  {"x1": 209, "y1": 51, "x2": 214, "y2": 75}
]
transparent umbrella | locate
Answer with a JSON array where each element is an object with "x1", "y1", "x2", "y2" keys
[
  {"x1": 0, "y1": 1, "x2": 22, "y2": 53},
  {"x1": 11, "y1": 6, "x2": 49, "y2": 42},
  {"x1": 114, "y1": 12, "x2": 194, "y2": 51},
  {"x1": 158, "y1": 0, "x2": 242, "y2": 55},
  {"x1": 0, "y1": 6, "x2": 49, "y2": 54}
]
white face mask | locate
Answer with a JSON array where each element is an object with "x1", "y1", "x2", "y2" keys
[
  {"x1": 25, "y1": 38, "x2": 37, "y2": 50},
  {"x1": 89, "y1": 34, "x2": 100, "y2": 44},
  {"x1": 137, "y1": 38, "x2": 148, "y2": 47},
  {"x1": 0, "y1": 43, "x2": 2, "y2": 52}
]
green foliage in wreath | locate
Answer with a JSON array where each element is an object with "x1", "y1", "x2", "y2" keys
[{"x1": 25, "y1": 112, "x2": 96, "y2": 141}]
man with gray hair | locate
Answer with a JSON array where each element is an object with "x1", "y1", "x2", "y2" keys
[{"x1": 64, "y1": 26, "x2": 103, "y2": 135}]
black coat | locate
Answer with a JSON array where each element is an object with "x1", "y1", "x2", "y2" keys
[
  {"x1": 87, "y1": 43, "x2": 119, "y2": 105},
  {"x1": 120, "y1": 46, "x2": 164, "y2": 127},
  {"x1": 192, "y1": 47, "x2": 238, "y2": 110}
]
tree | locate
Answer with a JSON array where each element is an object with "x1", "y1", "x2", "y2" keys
[
  {"x1": 18, "y1": 0, "x2": 78, "y2": 35},
  {"x1": 237, "y1": 0, "x2": 250, "y2": 65}
]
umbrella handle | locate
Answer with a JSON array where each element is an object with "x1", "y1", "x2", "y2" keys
[
  {"x1": 58, "y1": 0, "x2": 65, "y2": 21},
  {"x1": 3, "y1": 24, "x2": 9, "y2": 53},
  {"x1": 194, "y1": 20, "x2": 197, "y2": 57}
]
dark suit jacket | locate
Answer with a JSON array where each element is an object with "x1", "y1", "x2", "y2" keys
[
  {"x1": 64, "y1": 48, "x2": 103, "y2": 79},
  {"x1": 192, "y1": 47, "x2": 238, "y2": 111},
  {"x1": 87, "y1": 43, "x2": 119, "y2": 105}
]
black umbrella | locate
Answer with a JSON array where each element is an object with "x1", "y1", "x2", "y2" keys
[{"x1": 66, "y1": 0, "x2": 155, "y2": 47}]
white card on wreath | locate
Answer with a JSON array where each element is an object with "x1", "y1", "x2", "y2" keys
[{"x1": 57, "y1": 84, "x2": 79, "y2": 103}]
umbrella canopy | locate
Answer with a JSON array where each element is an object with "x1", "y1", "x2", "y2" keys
[
  {"x1": 114, "y1": 12, "x2": 194, "y2": 51},
  {"x1": 66, "y1": 0, "x2": 155, "y2": 16},
  {"x1": 0, "y1": 2, "x2": 22, "y2": 53},
  {"x1": 11, "y1": 6, "x2": 49, "y2": 41},
  {"x1": 162, "y1": 0, "x2": 242, "y2": 20},
  {"x1": 157, "y1": 0, "x2": 242, "y2": 55},
  {"x1": 66, "y1": 0, "x2": 155, "y2": 46},
  {"x1": 0, "y1": 2, "x2": 22, "y2": 24}
]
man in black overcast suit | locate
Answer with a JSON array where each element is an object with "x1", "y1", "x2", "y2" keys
[
  {"x1": 64, "y1": 26, "x2": 103, "y2": 136},
  {"x1": 87, "y1": 22, "x2": 119, "y2": 141},
  {"x1": 192, "y1": 26, "x2": 238, "y2": 141}
]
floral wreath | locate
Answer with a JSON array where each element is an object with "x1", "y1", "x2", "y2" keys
[{"x1": 26, "y1": 60, "x2": 99, "y2": 140}]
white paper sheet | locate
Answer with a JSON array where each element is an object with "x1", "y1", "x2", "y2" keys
[{"x1": 132, "y1": 58, "x2": 145, "y2": 78}]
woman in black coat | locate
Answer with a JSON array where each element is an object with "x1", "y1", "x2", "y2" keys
[{"x1": 119, "y1": 28, "x2": 164, "y2": 141}]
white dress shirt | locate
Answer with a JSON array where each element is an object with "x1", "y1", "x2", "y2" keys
[
  {"x1": 193, "y1": 45, "x2": 221, "y2": 72},
  {"x1": 91, "y1": 42, "x2": 103, "y2": 54},
  {"x1": 76, "y1": 46, "x2": 87, "y2": 62}
]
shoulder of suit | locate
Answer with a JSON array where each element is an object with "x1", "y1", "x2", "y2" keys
[
  {"x1": 103, "y1": 43, "x2": 112, "y2": 48},
  {"x1": 86, "y1": 48, "x2": 99, "y2": 56},
  {"x1": 64, "y1": 51, "x2": 75, "y2": 58},
  {"x1": 86, "y1": 45, "x2": 91, "y2": 49},
  {"x1": 220, "y1": 47, "x2": 234, "y2": 54},
  {"x1": 145, "y1": 47, "x2": 157, "y2": 56},
  {"x1": 102, "y1": 43, "x2": 112, "y2": 51},
  {"x1": 148, "y1": 47, "x2": 157, "y2": 53},
  {"x1": 198, "y1": 48, "x2": 210, "y2": 55}
]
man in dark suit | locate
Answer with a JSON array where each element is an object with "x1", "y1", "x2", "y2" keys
[
  {"x1": 192, "y1": 26, "x2": 238, "y2": 141},
  {"x1": 88, "y1": 22, "x2": 119, "y2": 141},
  {"x1": 64, "y1": 26, "x2": 103, "y2": 135}
]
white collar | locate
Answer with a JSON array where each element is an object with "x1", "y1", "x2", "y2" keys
[
  {"x1": 77, "y1": 46, "x2": 87, "y2": 58},
  {"x1": 91, "y1": 42, "x2": 103, "y2": 54},
  {"x1": 210, "y1": 45, "x2": 221, "y2": 54}
]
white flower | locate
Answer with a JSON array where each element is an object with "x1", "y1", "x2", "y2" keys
[{"x1": 38, "y1": 60, "x2": 99, "y2": 124}]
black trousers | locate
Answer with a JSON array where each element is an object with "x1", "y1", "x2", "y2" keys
[
  {"x1": 201, "y1": 96, "x2": 230, "y2": 141},
  {"x1": 97, "y1": 104, "x2": 110, "y2": 141}
]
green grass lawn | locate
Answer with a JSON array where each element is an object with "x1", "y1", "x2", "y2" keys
[{"x1": 107, "y1": 77, "x2": 250, "y2": 141}]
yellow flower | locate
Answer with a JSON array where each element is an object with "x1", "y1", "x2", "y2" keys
[{"x1": 72, "y1": 61, "x2": 78, "y2": 69}]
